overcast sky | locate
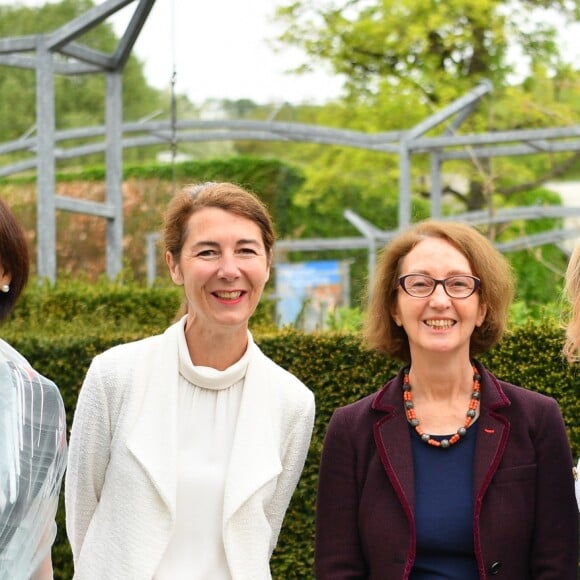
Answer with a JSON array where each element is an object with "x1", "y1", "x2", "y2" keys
[
  {"x1": 0, "y1": 0, "x2": 345, "y2": 104},
  {"x1": 108, "y1": 0, "x2": 347, "y2": 104},
  {"x1": 1, "y1": 0, "x2": 579, "y2": 105}
]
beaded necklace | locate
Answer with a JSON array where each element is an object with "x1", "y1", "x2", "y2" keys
[{"x1": 402, "y1": 363, "x2": 481, "y2": 449}]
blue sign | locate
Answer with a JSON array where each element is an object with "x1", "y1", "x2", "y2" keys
[{"x1": 275, "y1": 260, "x2": 347, "y2": 329}]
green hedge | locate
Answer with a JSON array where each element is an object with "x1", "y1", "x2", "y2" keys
[
  {"x1": 1, "y1": 155, "x2": 305, "y2": 240},
  {"x1": 2, "y1": 286, "x2": 578, "y2": 579}
]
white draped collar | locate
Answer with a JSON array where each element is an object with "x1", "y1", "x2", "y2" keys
[{"x1": 176, "y1": 320, "x2": 253, "y2": 391}]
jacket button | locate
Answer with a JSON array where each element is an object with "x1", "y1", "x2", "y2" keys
[{"x1": 489, "y1": 561, "x2": 502, "y2": 575}]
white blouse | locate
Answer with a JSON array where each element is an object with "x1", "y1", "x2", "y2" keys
[{"x1": 154, "y1": 327, "x2": 251, "y2": 579}]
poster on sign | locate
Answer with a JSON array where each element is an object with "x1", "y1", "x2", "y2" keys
[{"x1": 275, "y1": 260, "x2": 350, "y2": 331}]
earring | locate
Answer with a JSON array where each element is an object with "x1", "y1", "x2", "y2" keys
[{"x1": 1, "y1": 284, "x2": 9, "y2": 293}]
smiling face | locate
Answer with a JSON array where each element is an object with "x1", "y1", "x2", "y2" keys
[
  {"x1": 391, "y1": 237, "x2": 487, "y2": 362},
  {"x1": 166, "y1": 207, "x2": 271, "y2": 339}
]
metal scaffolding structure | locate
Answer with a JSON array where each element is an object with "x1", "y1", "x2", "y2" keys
[
  {"x1": 0, "y1": 0, "x2": 579, "y2": 282},
  {"x1": 0, "y1": 0, "x2": 156, "y2": 281}
]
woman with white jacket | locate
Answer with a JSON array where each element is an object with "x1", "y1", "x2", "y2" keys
[
  {"x1": 563, "y1": 243, "x2": 580, "y2": 512},
  {"x1": 65, "y1": 182, "x2": 315, "y2": 579}
]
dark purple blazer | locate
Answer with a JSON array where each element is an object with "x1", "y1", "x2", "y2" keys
[{"x1": 315, "y1": 361, "x2": 579, "y2": 579}]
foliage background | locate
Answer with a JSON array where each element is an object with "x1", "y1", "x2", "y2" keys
[
  {"x1": 0, "y1": 156, "x2": 574, "y2": 320},
  {"x1": 0, "y1": 0, "x2": 579, "y2": 574}
]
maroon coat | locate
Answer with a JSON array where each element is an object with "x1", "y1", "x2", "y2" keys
[{"x1": 315, "y1": 361, "x2": 579, "y2": 579}]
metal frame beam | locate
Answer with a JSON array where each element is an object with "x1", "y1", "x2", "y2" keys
[
  {"x1": 0, "y1": 0, "x2": 152, "y2": 282},
  {"x1": 1, "y1": 2, "x2": 579, "y2": 281}
]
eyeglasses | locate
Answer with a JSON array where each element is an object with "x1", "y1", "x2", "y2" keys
[{"x1": 398, "y1": 274, "x2": 481, "y2": 299}]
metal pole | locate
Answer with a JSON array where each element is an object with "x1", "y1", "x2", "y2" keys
[
  {"x1": 105, "y1": 71, "x2": 124, "y2": 279},
  {"x1": 146, "y1": 232, "x2": 160, "y2": 285},
  {"x1": 36, "y1": 36, "x2": 56, "y2": 282},
  {"x1": 398, "y1": 140, "x2": 412, "y2": 228},
  {"x1": 430, "y1": 153, "x2": 442, "y2": 218}
]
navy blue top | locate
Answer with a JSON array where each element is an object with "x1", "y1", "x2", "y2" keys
[{"x1": 409, "y1": 422, "x2": 479, "y2": 579}]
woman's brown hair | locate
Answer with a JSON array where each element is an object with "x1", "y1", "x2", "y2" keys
[
  {"x1": 163, "y1": 182, "x2": 276, "y2": 319},
  {"x1": 364, "y1": 220, "x2": 515, "y2": 363}
]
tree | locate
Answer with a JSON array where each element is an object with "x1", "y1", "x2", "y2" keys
[
  {"x1": 275, "y1": 0, "x2": 578, "y2": 104},
  {"x1": 269, "y1": 0, "x2": 580, "y2": 310},
  {"x1": 0, "y1": 0, "x2": 165, "y2": 163},
  {"x1": 273, "y1": 0, "x2": 580, "y2": 214}
]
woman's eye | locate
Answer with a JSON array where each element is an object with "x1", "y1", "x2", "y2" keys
[{"x1": 196, "y1": 249, "x2": 218, "y2": 258}]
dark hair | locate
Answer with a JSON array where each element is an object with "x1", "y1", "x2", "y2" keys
[
  {"x1": 0, "y1": 198, "x2": 29, "y2": 321},
  {"x1": 364, "y1": 220, "x2": 514, "y2": 363}
]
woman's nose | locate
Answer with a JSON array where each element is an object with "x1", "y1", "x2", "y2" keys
[
  {"x1": 217, "y1": 254, "x2": 240, "y2": 279},
  {"x1": 429, "y1": 283, "x2": 451, "y2": 304}
]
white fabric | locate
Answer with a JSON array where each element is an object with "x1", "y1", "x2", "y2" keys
[
  {"x1": 0, "y1": 339, "x2": 67, "y2": 580},
  {"x1": 154, "y1": 327, "x2": 248, "y2": 579},
  {"x1": 575, "y1": 458, "x2": 579, "y2": 512},
  {"x1": 65, "y1": 318, "x2": 315, "y2": 580}
]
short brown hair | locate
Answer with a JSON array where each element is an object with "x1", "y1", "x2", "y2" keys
[
  {"x1": 163, "y1": 182, "x2": 276, "y2": 319},
  {"x1": 364, "y1": 220, "x2": 514, "y2": 363},
  {"x1": 0, "y1": 197, "x2": 29, "y2": 321},
  {"x1": 164, "y1": 182, "x2": 275, "y2": 262}
]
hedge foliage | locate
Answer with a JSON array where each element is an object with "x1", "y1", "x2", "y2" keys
[
  {"x1": 1, "y1": 283, "x2": 578, "y2": 579},
  {"x1": 1, "y1": 154, "x2": 305, "y2": 239}
]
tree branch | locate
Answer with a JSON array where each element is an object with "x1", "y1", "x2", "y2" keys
[{"x1": 497, "y1": 152, "x2": 580, "y2": 195}]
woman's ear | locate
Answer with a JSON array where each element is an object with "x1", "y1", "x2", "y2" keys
[
  {"x1": 391, "y1": 306, "x2": 402, "y2": 327},
  {"x1": 0, "y1": 269, "x2": 11, "y2": 288},
  {"x1": 476, "y1": 302, "x2": 487, "y2": 327},
  {"x1": 265, "y1": 249, "x2": 273, "y2": 283},
  {"x1": 166, "y1": 251, "x2": 184, "y2": 286}
]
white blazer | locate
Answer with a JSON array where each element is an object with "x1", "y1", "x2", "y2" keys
[
  {"x1": 575, "y1": 458, "x2": 579, "y2": 511},
  {"x1": 65, "y1": 320, "x2": 315, "y2": 579}
]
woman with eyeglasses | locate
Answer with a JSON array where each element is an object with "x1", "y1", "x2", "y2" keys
[{"x1": 315, "y1": 220, "x2": 578, "y2": 579}]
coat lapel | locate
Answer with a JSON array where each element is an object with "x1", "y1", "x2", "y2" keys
[
  {"x1": 124, "y1": 327, "x2": 284, "y2": 528},
  {"x1": 126, "y1": 323, "x2": 180, "y2": 518},
  {"x1": 223, "y1": 345, "x2": 282, "y2": 524},
  {"x1": 372, "y1": 373, "x2": 416, "y2": 516},
  {"x1": 472, "y1": 365, "x2": 511, "y2": 498},
  {"x1": 371, "y1": 364, "x2": 513, "y2": 521}
]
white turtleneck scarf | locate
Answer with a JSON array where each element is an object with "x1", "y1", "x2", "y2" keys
[{"x1": 154, "y1": 323, "x2": 253, "y2": 580}]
